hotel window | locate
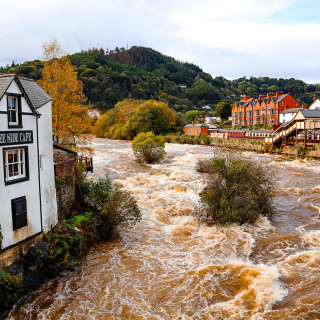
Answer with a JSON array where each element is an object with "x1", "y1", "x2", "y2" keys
[
  {"x1": 7, "y1": 95, "x2": 22, "y2": 127},
  {"x1": 12, "y1": 196, "x2": 27, "y2": 230},
  {"x1": 4, "y1": 147, "x2": 29, "y2": 184}
]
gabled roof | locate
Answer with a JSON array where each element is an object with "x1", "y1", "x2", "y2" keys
[
  {"x1": 19, "y1": 77, "x2": 51, "y2": 109},
  {"x1": 299, "y1": 109, "x2": 320, "y2": 118},
  {"x1": 0, "y1": 75, "x2": 14, "y2": 100},
  {"x1": 275, "y1": 94, "x2": 289, "y2": 103},
  {"x1": 280, "y1": 108, "x2": 303, "y2": 114},
  {"x1": 0, "y1": 74, "x2": 52, "y2": 115}
]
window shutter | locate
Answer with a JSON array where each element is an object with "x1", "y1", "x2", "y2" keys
[{"x1": 12, "y1": 196, "x2": 27, "y2": 230}]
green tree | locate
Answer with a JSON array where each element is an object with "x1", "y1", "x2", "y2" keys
[
  {"x1": 182, "y1": 110, "x2": 199, "y2": 124},
  {"x1": 132, "y1": 132, "x2": 166, "y2": 163},
  {"x1": 215, "y1": 102, "x2": 231, "y2": 120},
  {"x1": 196, "y1": 156, "x2": 274, "y2": 225},
  {"x1": 126, "y1": 100, "x2": 176, "y2": 138}
]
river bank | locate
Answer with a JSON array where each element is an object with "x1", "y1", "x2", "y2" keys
[
  {"x1": 5, "y1": 138, "x2": 320, "y2": 319},
  {"x1": 208, "y1": 137, "x2": 320, "y2": 158}
]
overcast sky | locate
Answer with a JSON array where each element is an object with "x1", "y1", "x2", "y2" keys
[{"x1": 1, "y1": 0, "x2": 320, "y2": 83}]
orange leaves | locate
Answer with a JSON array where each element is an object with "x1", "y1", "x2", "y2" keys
[{"x1": 38, "y1": 40, "x2": 92, "y2": 144}]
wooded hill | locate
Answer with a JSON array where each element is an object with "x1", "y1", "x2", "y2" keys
[{"x1": 1, "y1": 46, "x2": 319, "y2": 111}]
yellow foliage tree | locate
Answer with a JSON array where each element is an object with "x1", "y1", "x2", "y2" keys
[{"x1": 38, "y1": 40, "x2": 92, "y2": 144}]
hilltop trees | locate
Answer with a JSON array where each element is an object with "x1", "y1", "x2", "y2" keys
[{"x1": 38, "y1": 40, "x2": 92, "y2": 144}]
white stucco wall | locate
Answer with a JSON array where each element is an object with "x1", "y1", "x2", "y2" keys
[
  {"x1": 309, "y1": 99, "x2": 320, "y2": 110},
  {"x1": 280, "y1": 112, "x2": 297, "y2": 124},
  {"x1": 0, "y1": 79, "x2": 57, "y2": 249},
  {"x1": 37, "y1": 101, "x2": 58, "y2": 231}
]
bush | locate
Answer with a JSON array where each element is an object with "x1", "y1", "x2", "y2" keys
[
  {"x1": 132, "y1": 132, "x2": 166, "y2": 163},
  {"x1": 0, "y1": 269, "x2": 23, "y2": 312},
  {"x1": 82, "y1": 176, "x2": 141, "y2": 239},
  {"x1": 196, "y1": 156, "x2": 274, "y2": 225}
]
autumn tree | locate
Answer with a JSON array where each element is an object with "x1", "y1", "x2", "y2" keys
[
  {"x1": 94, "y1": 99, "x2": 178, "y2": 140},
  {"x1": 38, "y1": 40, "x2": 92, "y2": 144},
  {"x1": 126, "y1": 100, "x2": 176, "y2": 138},
  {"x1": 215, "y1": 102, "x2": 231, "y2": 120}
]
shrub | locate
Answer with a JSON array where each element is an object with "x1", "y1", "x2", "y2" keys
[
  {"x1": 0, "y1": 269, "x2": 23, "y2": 312},
  {"x1": 297, "y1": 146, "x2": 306, "y2": 155},
  {"x1": 201, "y1": 133, "x2": 211, "y2": 145},
  {"x1": 82, "y1": 176, "x2": 141, "y2": 239},
  {"x1": 132, "y1": 132, "x2": 166, "y2": 163},
  {"x1": 196, "y1": 156, "x2": 274, "y2": 225}
]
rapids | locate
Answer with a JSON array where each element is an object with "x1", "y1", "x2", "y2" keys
[{"x1": 6, "y1": 138, "x2": 320, "y2": 319}]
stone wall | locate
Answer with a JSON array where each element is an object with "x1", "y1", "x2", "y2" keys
[
  {"x1": 210, "y1": 138, "x2": 320, "y2": 158},
  {"x1": 0, "y1": 234, "x2": 42, "y2": 268},
  {"x1": 54, "y1": 149, "x2": 76, "y2": 219}
]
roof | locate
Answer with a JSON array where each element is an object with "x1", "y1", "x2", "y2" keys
[
  {"x1": 0, "y1": 74, "x2": 51, "y2": 112},
  {"x1": 299, "y1": 109, "x2": 320, "y2": 118},
  {"x1": 53, "y1": 143, "x2": 77, "y2": 155},
  {"x1": 19, "y1": 78, "x2": 51, "y2": 109},
  {"x1": 280, "y1": 108, "x2": 303, "y2": 114},
  {"x1": 246, "y1": 130, "x2": 273, "y2": 133},
  {"x1": 184, "y1": 123, "x2": 209, "y2": 127}
]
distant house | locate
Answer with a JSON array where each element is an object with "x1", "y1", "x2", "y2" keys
[
  {"x1": 205, "y1": 115, "x2": 221, "y2": 123},
  {"x1": 280, "y1": 108, "x2": 304, "y2": 124},
  {"x1": 0, "y1": 74, "x2": 57, "y2": 264},
  {"x1": 309, "y1": 95, "x2": 320, "y2": 110},
  {"x1": 183, "y1": 122, "x2": 209, "y2": 136}
]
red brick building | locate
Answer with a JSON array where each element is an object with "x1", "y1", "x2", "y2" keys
[
  {"x1": 183, "y1": 122, "x2": 209, "y2": 136},
  {"x1": 232, "y1": 92, "x2": 300, "y2": 126}
]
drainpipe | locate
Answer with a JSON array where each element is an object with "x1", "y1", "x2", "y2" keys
[{"x1": 36, "y1": 115, "x2": 43, "y2": 233}]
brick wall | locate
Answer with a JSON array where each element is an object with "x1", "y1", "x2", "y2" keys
[{"x1": 54, "y1": 149, "x2": 76, "y2": 219}]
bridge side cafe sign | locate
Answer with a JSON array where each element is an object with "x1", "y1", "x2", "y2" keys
[{"x1": 0, "y1": 131, "x2": 33, "y2": 146}]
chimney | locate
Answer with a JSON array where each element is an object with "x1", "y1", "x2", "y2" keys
[
  {"x1": 243, "y1": 96, "x2": 251, "y2": 101},
  {"x1": 314, "y1": 94, "x2": 317, "y2": 102},
  {"x1": 276, "y1": 91, "x2": 283, "y2": 97},
  {"x1": 266, "y1": 92, "x2": 275, "y2": 99},
  {"x1": 192, "y1": 121, "x2": 195, "y2": 126},
  {"x1": 259, "y1": 94, "x2": 266, "y2": 100}
]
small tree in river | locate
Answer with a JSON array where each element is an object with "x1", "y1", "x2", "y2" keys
[
  {"x1": 196, "y1": 155, "x2": 274, "y2": 225},
  {"x1": 132, "y1": 132, "x2": 166, "y2": 163}
]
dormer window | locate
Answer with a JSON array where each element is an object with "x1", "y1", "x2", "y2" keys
[{"x1": 7, "y1": 94, "x2": 22, "y2": 128}]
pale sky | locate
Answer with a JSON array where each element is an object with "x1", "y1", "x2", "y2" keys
[{"x1": 1, "y1": 0, "x2": 320, "y2": 83}]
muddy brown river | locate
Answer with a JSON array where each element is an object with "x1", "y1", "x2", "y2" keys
[{"x1": 7, "y1": 138, "x2": 320, "y2": 319}]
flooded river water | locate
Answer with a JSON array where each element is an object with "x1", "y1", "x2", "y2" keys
[{"x1": 7, "y1": 138, "x2": 320, "y2": 319}]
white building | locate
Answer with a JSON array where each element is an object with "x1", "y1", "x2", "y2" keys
[
  {"x1": 0, "y1": 74, "x2": 57, "y2": 252},
  {"x1": 309, "y1": 96, "x2": 320, "y2": 110},
  {"x1": 280, "y1": 108, "x2": 304, "y2": 124}
]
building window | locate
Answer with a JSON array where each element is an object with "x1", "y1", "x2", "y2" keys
[
  {"x1": 3, "y1": 147, "x2": 29, "y2": 184},
  {"x1": 7, "y1": 95, "x2": 22, "y2": 127},
  {"x1": 281, "y1": 101, "x2": 284, "y2": 106},
  {"x1": 12, "y1": 196, "x2": 27, "y2": 230}
]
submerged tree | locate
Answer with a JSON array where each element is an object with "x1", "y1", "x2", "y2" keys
[
  {"x1": 196, "y1": 155, "x2": 274, "y2": 225},
  {"x1": 38, "y1": 39, "x2": 92, "y2": 144},
  {"x1": 132, "y1": 132, "x2": 166, "y2": 163}
]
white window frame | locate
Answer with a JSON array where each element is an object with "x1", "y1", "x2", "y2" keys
[
  {"x1": 4, "y1": 148, "x2": 27, "y2": 182},
  {"x1": 8, "y1": 96, "x2": 19, "y2": 126}
]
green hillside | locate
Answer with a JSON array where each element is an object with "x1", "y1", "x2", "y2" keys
[{"x1": 1, "y1": 46, "x2": 319, "y2": 111}]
